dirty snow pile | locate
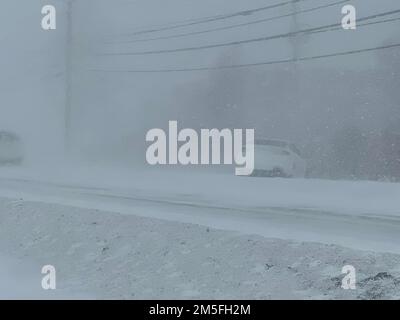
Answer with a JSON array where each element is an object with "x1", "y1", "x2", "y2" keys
[{"x1": 0, "y1": 197, "x2": 400, "y2": 299}]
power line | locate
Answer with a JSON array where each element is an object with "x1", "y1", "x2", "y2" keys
[
  {"x1": 116, "y1": 1, "x2": 302, "y2": 31},
  {"x1": 115, "y1": 0, "x2": 309, "y2": 38},
  {"x1": 309, "y1": 15, "x2": 400, "y2": 36},
  {"x1": 89, "y1": 42, "x2": 400, "y2": 74},
  {"x1": 109, "y1": 0, "x2": 348, "y2": 44},
  {"x1": 119, "y1": 0, "x2": 298, "y2": 36},
  {"x1": 98, "y1": 9, "x2": 400, "y2": 56}
]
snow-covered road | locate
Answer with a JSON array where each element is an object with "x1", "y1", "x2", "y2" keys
[{"x1": 0, "y1": 165, "x2": 399, "y2": 254}]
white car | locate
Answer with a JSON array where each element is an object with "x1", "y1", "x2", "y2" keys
[
  {"x1": 0, "y1": 131, "x2": 24, "y2": 165},
  {"x1": 248, "y1": 139, "x2": 306, "y2": 178}
]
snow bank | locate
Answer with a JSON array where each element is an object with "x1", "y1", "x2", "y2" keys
[{"x1": 1, "y1": 197, "x2": 400, "y2": 299}]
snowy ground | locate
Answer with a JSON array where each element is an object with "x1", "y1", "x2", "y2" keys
[
  {"x1": 0, "y1": 164, "x2": 400, "y2": 299},
  {"x1": 1, "y1": 197, "x2": 400, "y2": 299}
]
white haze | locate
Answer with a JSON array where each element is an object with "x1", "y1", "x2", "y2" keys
[{"x1": 0, "y1": 0, "x2": 399, "y2": 180}]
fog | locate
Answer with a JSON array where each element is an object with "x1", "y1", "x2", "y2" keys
[
  {"x1": 1, "y1": 0, "x2": 399, "y2": 180},
  {"x1": 2, "y1": 0, "x2": 400, "y2": 301}
]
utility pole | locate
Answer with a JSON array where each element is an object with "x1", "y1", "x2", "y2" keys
[
  {"x1": 290, "y1": 0, "x2": 299, "y2": 63},
  {"x1": 290, "y1": 0, "x2": 300, "y2": 121},
  {"x1": 288, "y1": 0, "x2": 302, "y2": 137},
  {"x1": 64, "y1": 0, "x2": 74, "y2": 153}
]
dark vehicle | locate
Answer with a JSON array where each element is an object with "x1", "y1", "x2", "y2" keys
[{"x1": 0, "y1": 131, "x2": 24, "y2": 165}]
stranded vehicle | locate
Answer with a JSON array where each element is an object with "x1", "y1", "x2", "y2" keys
[
  {"x1": 0, "y1": 131, "x2": 24, "y2": 165},
  {"x1": 247, "y1": 139, "x2": 307, "y2": 178}
]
